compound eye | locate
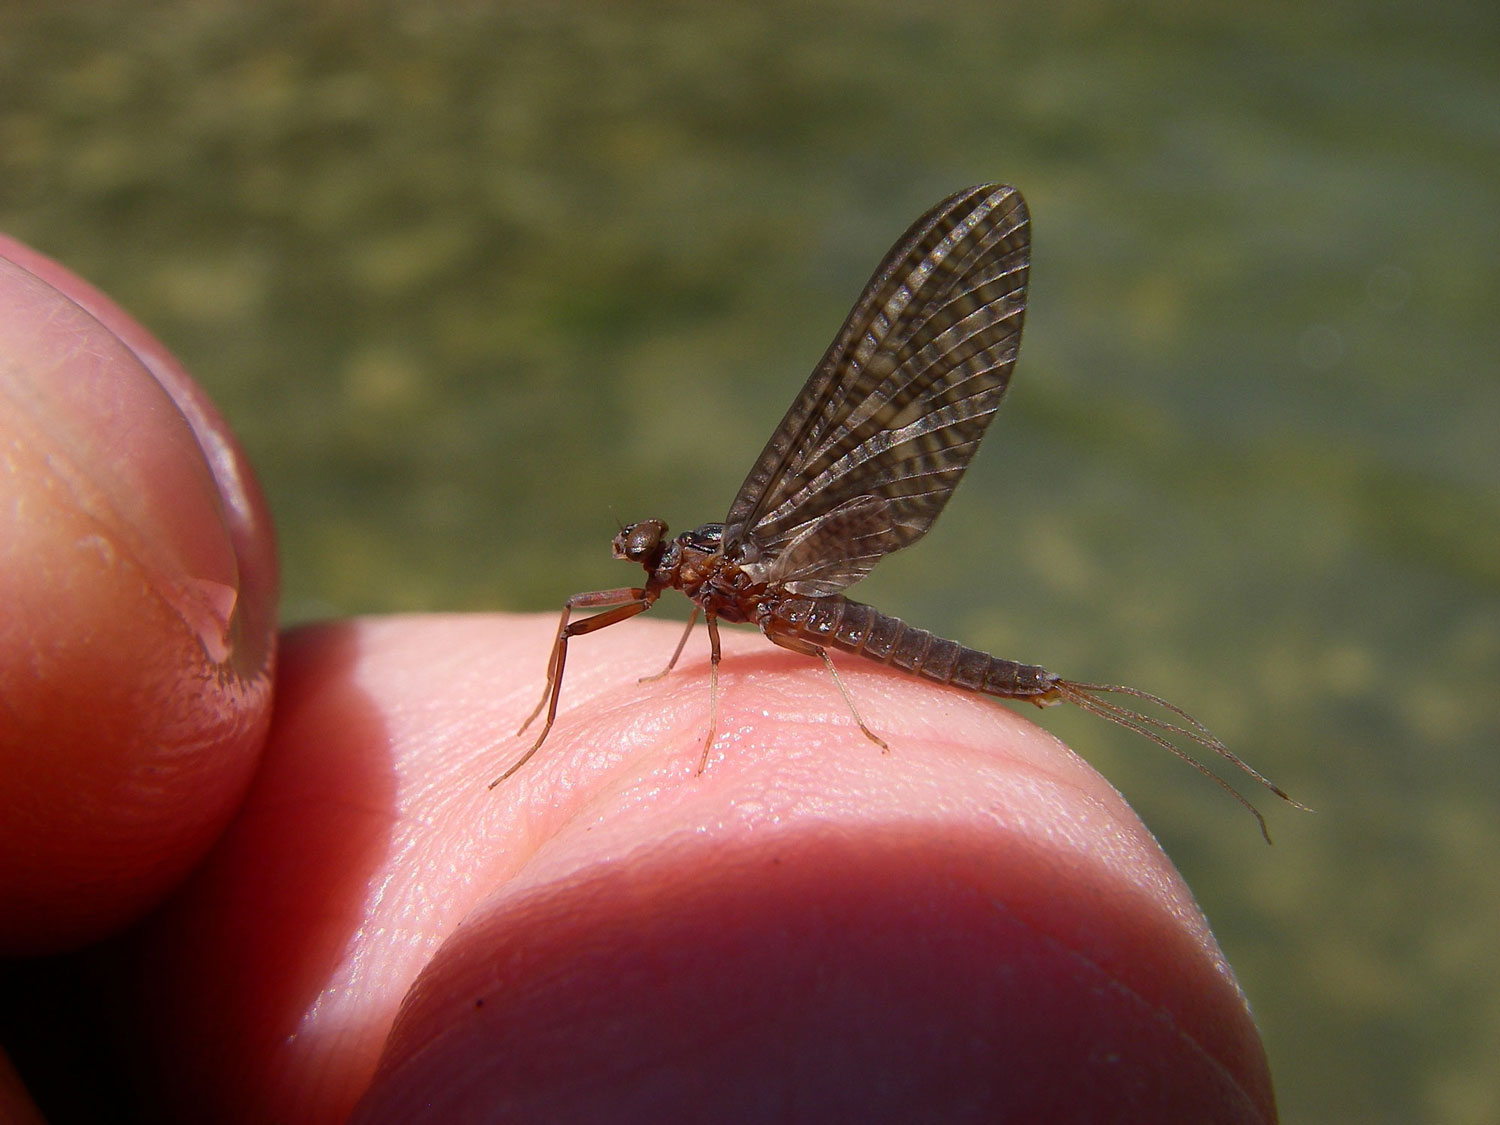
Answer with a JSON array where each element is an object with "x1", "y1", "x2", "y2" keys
[{"x1": 615, "y1": 519, "x2": 666, "y2": 562}]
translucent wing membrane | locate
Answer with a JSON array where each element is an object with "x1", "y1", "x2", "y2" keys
[
  {"x1": 722, "y1": 184, "x2": 1030, "y2": 592},
  {"x1": 763, "y1": 494, "x2": 915, "y2": 596}
]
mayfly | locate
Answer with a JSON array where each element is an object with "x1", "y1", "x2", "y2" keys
[{"x1": 499, "y1": 184, "x2": 1300, "y2": 840}]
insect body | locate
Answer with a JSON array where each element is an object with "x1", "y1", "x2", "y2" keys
[{"x1": 501, "y1": 184, "x2": 1298, "y2": 839}]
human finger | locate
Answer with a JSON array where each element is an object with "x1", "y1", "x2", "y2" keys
[
  {"x1": 0, "y1": 236, "x2": 278, "y2": 952},
  {"x1": 133, "y1": 614, "x2": 1274, "y2": 1123}
]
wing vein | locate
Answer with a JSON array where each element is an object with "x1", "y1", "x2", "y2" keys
[{"x1": 722, "y1": 184, "x2": 1031, "y2": 595}]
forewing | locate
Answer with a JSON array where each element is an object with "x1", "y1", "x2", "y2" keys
[
  {"x1": 762, "y1": 495, "x2": 916, "y2": 596},
  {"x1": 722, "y1": 184, "x2": 1030, "y2": 591}
]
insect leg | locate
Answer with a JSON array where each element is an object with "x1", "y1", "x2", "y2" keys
[
  {"x1": 495, "y1": 587, "x2": 653, "y2": 788},
  {"x1": 698, "y1": 614, "x2": 722, "y2": 774},
  {"x1": 764, "y1": 631, "x2": 889, "y2": 752},
  {"x1": 639, "y1": 606, "x2": 701, "y2": 683}
]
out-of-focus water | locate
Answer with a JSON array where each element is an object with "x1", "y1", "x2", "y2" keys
[{"x1": 4, "y1": 4, "x2": 1496, "y2": 1121}]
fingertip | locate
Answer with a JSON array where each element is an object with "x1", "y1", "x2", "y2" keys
[
  {"x1": 391, "y1": 619, "x2": 1275, "y2": 1119},
  {"x1": 125, "y1": 615, "x2": 1272, "y2": 1121},
  {"x1": 454, "y1": 622, "x2": 1274, "y2": 1119},
  {"x1": 0, "y1": 239, "x2": 278, "y2": 952}
]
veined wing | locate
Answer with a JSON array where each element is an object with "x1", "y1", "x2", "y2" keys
[{"x1": 721, "y1": 184, "x2": 1030, "y2": 594}]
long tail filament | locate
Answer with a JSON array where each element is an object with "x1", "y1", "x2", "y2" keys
[{"x1": 1047, "y1": 680, "x2": 1309, "y2": 844}]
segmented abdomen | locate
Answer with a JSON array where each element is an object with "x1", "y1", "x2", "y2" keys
[{"x1": 764, "y1": 594, "x2": 1056, "y2": 700}]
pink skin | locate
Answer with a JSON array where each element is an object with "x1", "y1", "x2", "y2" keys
[
  {"x1": 0, "y1": 234, "x2": 277, "y2": 953},
  {"x1": 0, "y1": 236, "x2": 1277, "y2": 1122}
]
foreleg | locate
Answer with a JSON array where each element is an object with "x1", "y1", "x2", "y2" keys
[{"x1": 493, "y1": 587, "x2": 655, "y2": 787}]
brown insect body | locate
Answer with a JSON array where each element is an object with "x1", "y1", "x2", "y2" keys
[
  {"x1": 762, "y1": 593, "x2": 1056, "y2": 701},
  {"x1": 620, "y1": 515, "x2": 1058, "y2": 697},
  {"x1": 500, "y1": 184, "x2": 1301, "y2": 840}
]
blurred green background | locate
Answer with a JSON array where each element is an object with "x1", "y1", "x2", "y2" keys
[{"x1": 3, "y1": 2, "x2": 1496, "y2": 1121}]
